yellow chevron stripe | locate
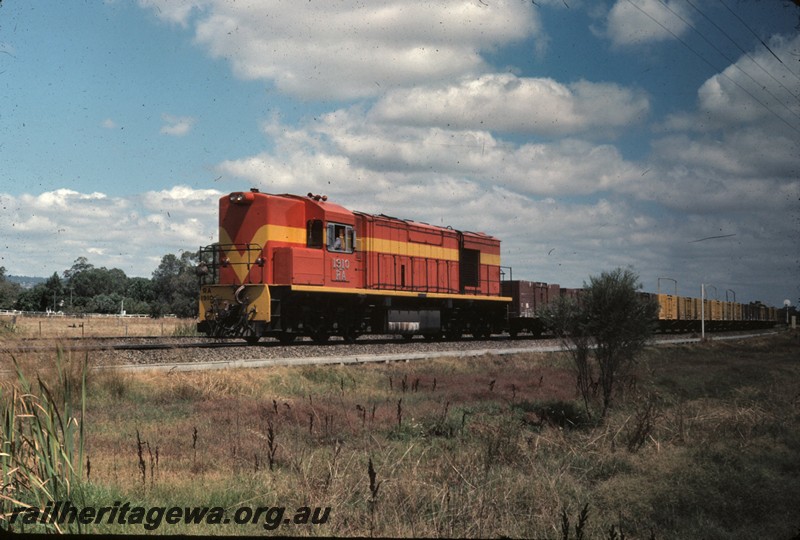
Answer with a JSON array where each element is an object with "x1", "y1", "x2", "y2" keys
[{"x1": 219, "y1": 224, "x2": 306, "y2": 282}]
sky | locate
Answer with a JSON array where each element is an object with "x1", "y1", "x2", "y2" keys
[{"x1": 0, "y1": 0, "x2": 798, "y2": 307}]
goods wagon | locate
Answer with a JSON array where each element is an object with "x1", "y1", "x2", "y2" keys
[
  {"x1": 502, "y1": 288, "x2": 777, "y2": 336},
  {"x1": 646, "y1": 294, "x2": 777, "y2": 332}
]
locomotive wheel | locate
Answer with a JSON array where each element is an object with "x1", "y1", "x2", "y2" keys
[
  {"x1": 278, "y1": 332, "x2": 296, "y2": 345},
  {"x1": 310, "y1": 330, "x2": 330, "y2": 344},
  {"x1": 245, "y1": 334, "x2": 261, "y2": 345},
  {"x1": 341, "y1": 329, "x2": 361, "y2": 344}
]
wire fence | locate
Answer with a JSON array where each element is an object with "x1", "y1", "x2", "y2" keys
[{"x1": 0, "y1": 309, "x2": 175, "y2": 319}]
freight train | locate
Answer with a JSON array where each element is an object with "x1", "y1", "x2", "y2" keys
[
  {"x1": 503, "y1": 281, "x2": 778, "y2": 337},
  {"x1": 196, "y1": 190, "x2": 777, "y2": 343}
]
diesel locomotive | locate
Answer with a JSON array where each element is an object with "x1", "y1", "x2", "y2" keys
[{"x1": 197, "y1": 189, "x2": 508, "y2": 343}]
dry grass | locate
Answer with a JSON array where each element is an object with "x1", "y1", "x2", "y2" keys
[
  {"x1": 3, "y1": 331, "x2": 799, "y2": 537},
  {"x1": 0, "y1": 315, "x2": 195, "y2": 339}
]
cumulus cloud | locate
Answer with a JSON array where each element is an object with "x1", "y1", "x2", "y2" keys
[
  {"x1": 140, "y1": 0, "x2": 540, "y2": 100},
  {"x1": 691, "y1": 34, "x2": 800, "y2": 133},
  {"x1": 369, "y1": 74, "x2": 650, "y2": 136},
  {"x1": 605, "y1": 0, "x2": 693, "y2": 47},
  {"x1": 639, "y1": 34, "x2": 800, "y2": 217},
  {"x1": 216, "y1": 110, "x2": 642, "y2": 199},
  {"x1": 0, "y1": 187, "x2": 221, "y2": 278},
  {"x1": 160, "y1": 114, "x2": 196, "y2": 136}
]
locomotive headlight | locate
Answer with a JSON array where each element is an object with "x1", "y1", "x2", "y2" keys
[{"x1": 229, "y1": 192, "x2": 255, "y2": 204}]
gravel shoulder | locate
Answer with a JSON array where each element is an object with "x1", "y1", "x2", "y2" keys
[{"x1": 86, "y1": 329, "x2": 781, "y2": 371}]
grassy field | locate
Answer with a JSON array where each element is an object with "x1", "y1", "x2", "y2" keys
[
  {"x1": 2, "y1": 331, "x2": 799, "y2": 538},
  {"x1": 0, "y1": 314, "x2": 196, "y2": 339}
]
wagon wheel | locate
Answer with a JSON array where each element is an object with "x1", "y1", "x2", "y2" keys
[
  {"x1": 472, "y1": 329, "x2": 492, "y2": 340},
  {"x1": 444, "y1": 330, "x2": 462, "y2": 341}
]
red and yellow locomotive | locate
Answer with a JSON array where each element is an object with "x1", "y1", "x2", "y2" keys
[{"x1": 198, "y1": 190, "x2": 508, "y2": 342}]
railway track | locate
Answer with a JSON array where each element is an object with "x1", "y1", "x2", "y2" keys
[
  {"x1": 1, "y1": 330, "x2": 780, "y2": 375},
  {"x1": 1, "y1": 333, "x2": 544, "y2": 354}
]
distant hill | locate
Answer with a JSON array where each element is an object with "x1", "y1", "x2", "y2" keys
[{"x1": 7, "y1": 275, "x2": 46, "y2": 289}]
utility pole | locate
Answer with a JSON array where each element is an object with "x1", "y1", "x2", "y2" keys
[{"x1": 701, "y1": 284, "x2": 705, "y2": 340}]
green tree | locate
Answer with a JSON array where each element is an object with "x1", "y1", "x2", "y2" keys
[
  {"x1": 70, "y1": 267, "x2": 127, "y2": 299},
  {"x1": 64, "y1": 261, "x2": 130, "y2": 313},
  {"x1": 124, "y1": 277, "x2": 154, "y2": 314},
  {"x1": 44, "y1": 273, "x2": 65, "y2": 312},
  {"x1": 0, "y1": 266, "x2": 22, "y2": 309},
  {"x1": 540, "y1": 268, "x2": 658, "y2": 419},
  {"x1": 126, "y1": 277, "x2": 154, "y2": 304},
  {"x1": 15, "y1": 273, "x2": 65, "y2": 312},
  {"x1": 63, "y1": 257, "x2": 94, "y2": 282},
  {"x1": 15, "y1": 285, "x2": 47, "y2": 312},
  {"x1": 151, "y1": 252, "x2": 198, "y2": 317},
  {"x1": 86, "y1": 293, "x2": 123, "y2": 314}
]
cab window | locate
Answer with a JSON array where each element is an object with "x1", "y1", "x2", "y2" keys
[
  {"x1": 327, "y1": 223, "x2": 355, "y2": 253},
  {"x1": 307, "y1": 219, "x2": 323, "y2": 248}
]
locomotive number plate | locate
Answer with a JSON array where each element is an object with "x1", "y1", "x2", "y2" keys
[{"x1": 332, "y1": 258, "x2": 350, "y2": 282}]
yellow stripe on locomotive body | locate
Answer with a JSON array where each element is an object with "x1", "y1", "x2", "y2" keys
[
  {"x1": 361, "y1": 237, "x2": 460, "y2": 262},
  {"x1": 480, "y1": 252, "x2": 502, "y2": 266}
]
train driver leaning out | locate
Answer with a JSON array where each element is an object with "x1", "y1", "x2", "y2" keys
[{"x1": 333, "y1": 231, "x2": 344, "y2": 251}]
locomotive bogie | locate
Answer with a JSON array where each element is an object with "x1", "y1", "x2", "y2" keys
[{"x1": 198, "y1": 283, "x2": 271, "y2": 343}]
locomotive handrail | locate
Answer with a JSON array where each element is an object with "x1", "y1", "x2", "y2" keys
[{"x1": 198, "y1": 243, "x2": 265, "y2": 285}]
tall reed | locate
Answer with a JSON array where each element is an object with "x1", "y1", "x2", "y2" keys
[{"x1": 1, "y1": 352, "x2": 86, "y2": 533}]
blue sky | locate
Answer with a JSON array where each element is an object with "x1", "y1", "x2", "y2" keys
[{"x1": 1, "y1": 0, "x2": 798, "y2": 307}]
